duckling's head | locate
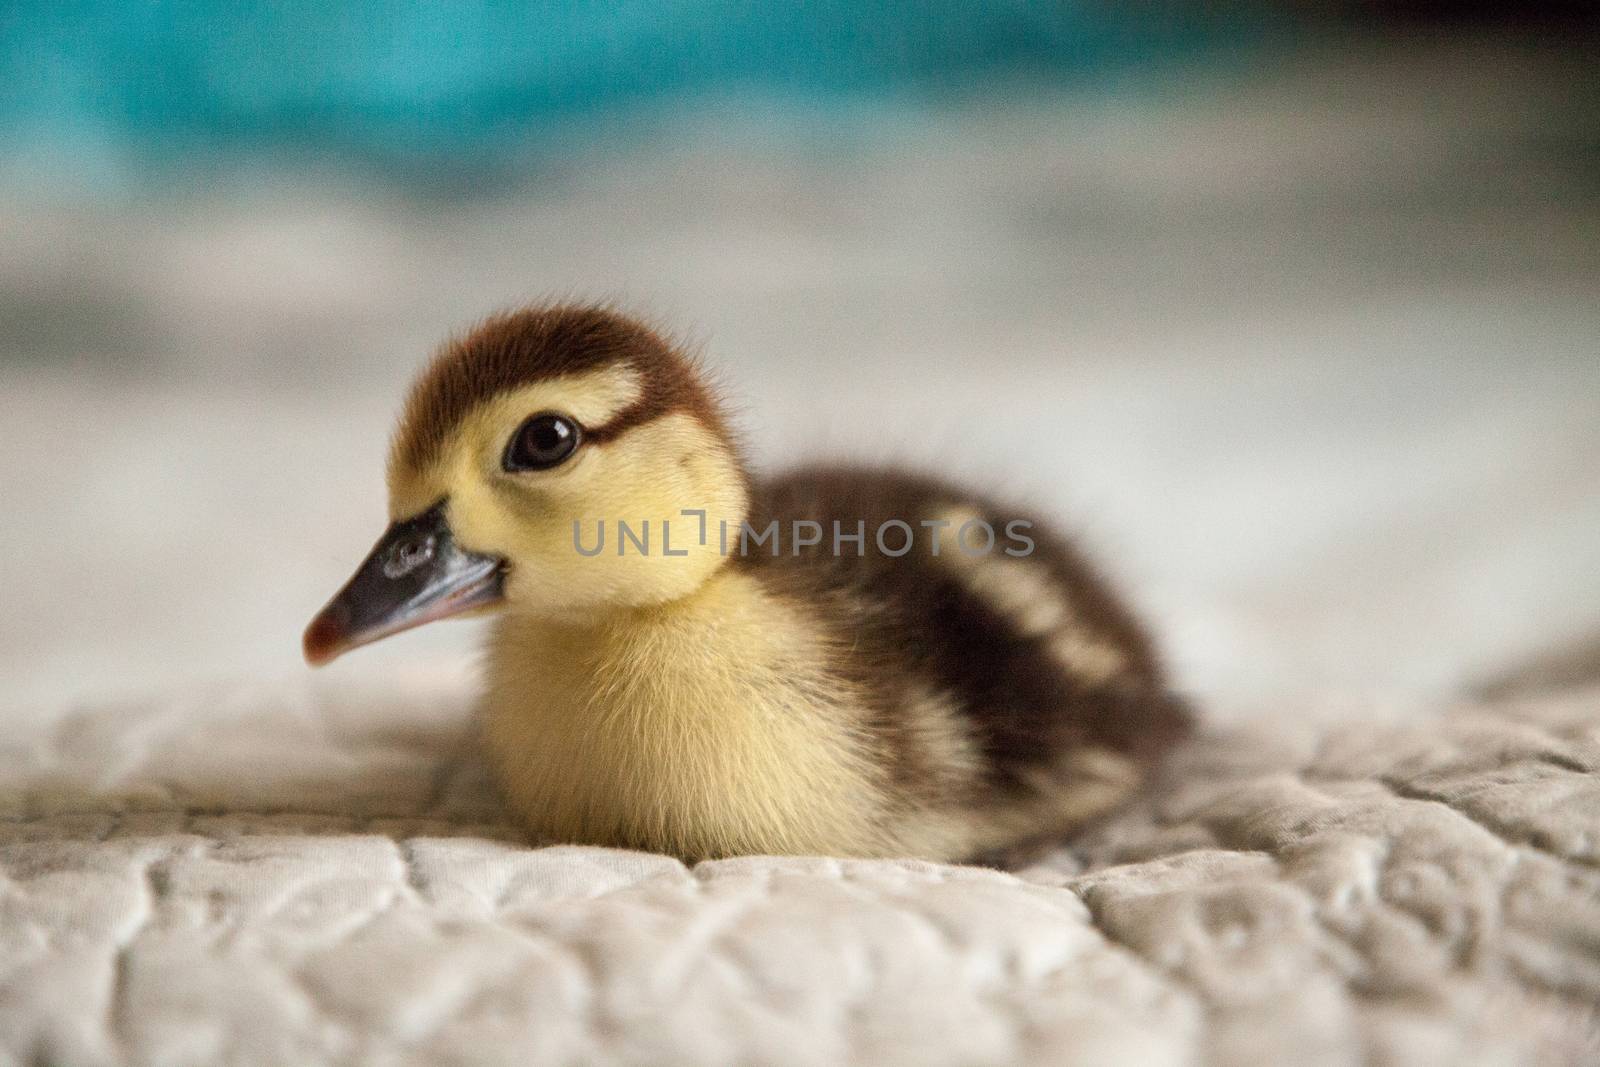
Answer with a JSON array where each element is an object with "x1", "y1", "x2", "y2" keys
[{"x1": 304, "y1": 305, "x2": 747, "y2": 665}]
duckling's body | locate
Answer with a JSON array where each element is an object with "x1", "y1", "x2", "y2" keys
[
  {"x1": 484, "y1": 563, "x2": 895, "y2": 858},
  {"x1": 306, "y1": 304, "x2": 1190, "y2": 863}
]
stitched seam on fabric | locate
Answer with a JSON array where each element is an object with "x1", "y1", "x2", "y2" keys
[{"x1": 1371, "y1": 775, "x2": 1598, "y2": 870}]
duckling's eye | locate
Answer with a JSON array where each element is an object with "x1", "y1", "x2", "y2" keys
[{"x1": 503, "y1": 413, "x2": 581, "y2": 472}]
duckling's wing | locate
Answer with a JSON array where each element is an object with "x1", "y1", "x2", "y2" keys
[{"x1": 737, "y1": 465, "x2": 1191, "y2": 796}]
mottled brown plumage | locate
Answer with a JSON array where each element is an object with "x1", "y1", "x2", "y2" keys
[
  {"x1": 310, "y1": 302, "x2": 1193, "y2": 863},
  {"x1": 742, "y1": 469, "x2": 1190, "y2": 797}
]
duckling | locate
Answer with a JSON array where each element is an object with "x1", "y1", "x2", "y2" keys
[{"x1": 303, "y1": 304, "x2": 1191, "y2": 863}]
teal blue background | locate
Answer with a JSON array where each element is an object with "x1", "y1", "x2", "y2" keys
[{"x1": 0, "y1": 3, "x2": 1258, "y2": 166}]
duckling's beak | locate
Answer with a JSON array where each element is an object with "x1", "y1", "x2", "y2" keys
[{"x1": 302, "y1": 500, "x2": 505, "y2": 666}]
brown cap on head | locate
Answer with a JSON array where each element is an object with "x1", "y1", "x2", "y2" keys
[{"x1": 392, "y1": 304, "x2": 738, "y2": 476}]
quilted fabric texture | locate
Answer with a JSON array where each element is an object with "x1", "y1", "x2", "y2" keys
[{"x1": 2, "y1": 673, "x2": 1597, "y2": 1066}]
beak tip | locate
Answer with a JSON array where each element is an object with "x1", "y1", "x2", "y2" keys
[{"x1": 302, "y1": 612, "x2": 344, "y2": 667}]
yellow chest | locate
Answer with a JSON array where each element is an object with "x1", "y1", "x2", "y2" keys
[{"x1": 480, "y1": 570, "x2": 889, "y2": 859}]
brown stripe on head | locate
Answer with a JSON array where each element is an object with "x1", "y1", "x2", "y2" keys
[{"x1": 392, "y1": 304, "x2": 737, "y2": 476}]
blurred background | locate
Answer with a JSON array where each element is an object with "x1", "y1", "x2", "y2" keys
[{"x1": 2, "y1": 3, "x2": 1597, "y2": 720}]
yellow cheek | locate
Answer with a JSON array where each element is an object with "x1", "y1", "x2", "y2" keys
[
  {"x1": 388, "y1": 346, "x2": 747, "y2": 614},
  {"x1": 547, "y1": 415, "x2": 747, "y2": 607},
  {"x1": 425, "y1": 412, "x2": 748, "y2": 615}
]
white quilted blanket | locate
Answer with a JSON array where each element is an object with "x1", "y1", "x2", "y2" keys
[
  {"x1": 5, "y1": 37, "x2": 1598, "y2": 1066},
  {"x1": 4, "y1": 672, "x2": 1597, "y2": 1066}
]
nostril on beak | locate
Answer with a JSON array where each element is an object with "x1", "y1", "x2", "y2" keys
[{"x1": 383, "y1": 534, "x2": 436, "y2": 579}]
